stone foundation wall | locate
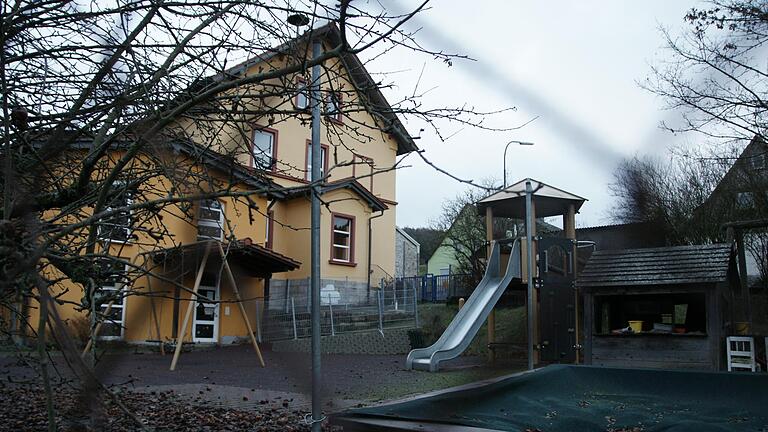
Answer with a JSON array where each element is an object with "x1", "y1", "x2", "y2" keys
[{"x1": 270, "y1": 328, "x2": 411, "y2": 355}]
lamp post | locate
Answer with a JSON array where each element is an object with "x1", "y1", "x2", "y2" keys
[
  {"x1": 503, "y1": 140, "x2": 534, "y2": 188},
  {"x1": 288, "y1": 13, "x2": 323, "y2": 432}
]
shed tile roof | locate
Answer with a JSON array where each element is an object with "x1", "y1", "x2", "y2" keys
[{"x1": 577, "y1": 243, "x2": 734, "y2": 287}]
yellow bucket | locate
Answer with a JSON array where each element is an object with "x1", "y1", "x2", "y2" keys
[
  {"x1": 735, "y1": 322, "x2": 750, "y2": 335},
  {"x1": 628, "y1": 320, "x2": 643, "y2": 333}
]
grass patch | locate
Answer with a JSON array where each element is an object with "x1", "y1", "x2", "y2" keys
[
  {"x1": 360, "y1": 365, "x2": 522, "y2": 402},
  {"x1": 416, "y1": 303, "x2": 526, "y2": 356}
]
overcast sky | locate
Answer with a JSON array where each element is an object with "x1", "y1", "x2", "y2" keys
[{"x1": 365, "y1": 1, "x2": 706, "y2": 229}]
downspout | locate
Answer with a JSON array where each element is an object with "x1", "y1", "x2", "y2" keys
[
  {"x1": 262, "y1": 199, "x2": 278, "y2": 339},
  {"x1": 367, "y1": 210, "x2": 385, "y2": 296}
]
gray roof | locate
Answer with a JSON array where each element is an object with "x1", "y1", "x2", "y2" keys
[
  {"x1": 282, "y1": 178, "x2": 387, "y2": 212},
  {"x1": 577, "y1": 243, "x2": 734, "y2": 287},
  {"x1": 476, "y1": 178, "x2": 587, "y2": 218},
  {"x1": 217, "y1": 23, "x2": 418, "y2": 156}
]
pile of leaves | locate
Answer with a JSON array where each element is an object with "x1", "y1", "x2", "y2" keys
[{"x1": 0, "y1": 382, "x2": 325, "y2": 431}]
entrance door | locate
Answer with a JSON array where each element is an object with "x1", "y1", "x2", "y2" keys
[
  {"x1": 193, "y1": 271, "x2": 219, "y2": 343},
  {"x1": 538, "y1": 237, "x2": 577, "y2": 363}
]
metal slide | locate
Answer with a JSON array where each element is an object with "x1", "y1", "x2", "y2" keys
[{"x1": 406, "y1": 239, "x2": 521, "y2": 372}]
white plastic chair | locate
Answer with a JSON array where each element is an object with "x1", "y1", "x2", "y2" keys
[{"x1": 727, "y1": 336, "x2": 756, "y2": 372}]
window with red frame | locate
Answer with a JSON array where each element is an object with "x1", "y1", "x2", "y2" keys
[
  {"x1": 331, "y1": 215, "x2": 354, "y2": 263},
  {"x1": 354, "y1": 154, "x2": 374, "y2": 192},
  {"x1": 295, "y1": 77, "x2": 309, "y2": 110},
  {"x1": 252, "y1": 129, "x2": 276, "y2": 170},
  {"x1": 305, "y1": 142, "x2": 328, "y2": 180},
  {"x1": 324, "y1": 91, "x2": 342, "y2": 122}
]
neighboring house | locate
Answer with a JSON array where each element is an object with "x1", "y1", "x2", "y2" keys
[
  {"x1": 575, "y1": 222, "x2": 667, "y2": 272},
  {"x1": 426, "y1": 210, "x2": 558, "y2": 276},
  {"x1": 697, "y1": 135, "x2": 768, "y2": 284},
  {"x1": 427, "y1": 241, "x2": 459, "y2": 276},
  {"x1": 395, "y1": 227, "x2": 420, "y2": 278},
  {"x1": 25, "y1": 24, "x2": 415, "y2": 345}
]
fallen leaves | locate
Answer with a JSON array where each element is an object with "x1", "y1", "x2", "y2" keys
[{"x1": 0, "y1": 383, "x2": 323, "y2": 431}]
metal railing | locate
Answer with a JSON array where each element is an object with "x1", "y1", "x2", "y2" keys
[
  {"x1": 260, "y1": 278, "x2": 419, "y2": 341},
  {"x1": 394, "y1": 273, "x2": 476, "y2": 303}
]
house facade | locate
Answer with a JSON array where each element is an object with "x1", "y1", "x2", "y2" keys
[
  {"x1": 696, "y1": 135, "x2": 768, "y2": 284},
  {"x1": 23, "y1": 25, "x2": 414, "y2": 347},
  {"x1": 395, "y1": 227, "x2": 420, "y2": 278}
]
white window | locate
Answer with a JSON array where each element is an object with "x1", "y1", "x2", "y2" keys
[
  {"x1": 295, "y1": 78, "x2": 309, "y2": 110},
  {"x1": 98, "y1": 182, "x2": 132, "y2": 242},
  {"x1": 197, "y1": 199, "x2": 225, "y2": 241},
  {"x1": 324, "y1": 92, "x2": 342, "y2": 121},
  {"x1": 97, "y1": 260, "x2": 128, "y2": 339},
  {"x1": 331, "y1": 214, "x2": 354, "y2": 263},
  {"x1": 306, "y1": 143, "x2": 327, "y2": 179},
  {"x1": 252, "y1": 129, "x2": 275, "y2": 170}
]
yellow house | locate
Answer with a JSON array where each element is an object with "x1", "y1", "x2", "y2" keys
[{"x1": 25, "y1": 24, "x2": 416, "y2": 347}]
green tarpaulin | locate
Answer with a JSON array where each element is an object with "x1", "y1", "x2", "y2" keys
[{"x1": 334, "y1": 365, "x2": 768, "y2": 431}]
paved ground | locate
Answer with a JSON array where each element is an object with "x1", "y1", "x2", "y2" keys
[{"x1": 2, "y1": 344, "x2": 524, "y2": 413}]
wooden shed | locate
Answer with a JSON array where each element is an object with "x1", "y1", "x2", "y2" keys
[{"x1": 578, "y1": 243, "x2": 739, "y2": 371}]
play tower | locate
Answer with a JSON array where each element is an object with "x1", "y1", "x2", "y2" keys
[{"x1": 407, "y1": 178, "x2": 586, "y2": 371}]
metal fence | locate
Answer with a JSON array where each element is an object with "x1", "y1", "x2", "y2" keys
[
  {"x1": 395, "y1": 274, "x2": 476, "y2": 303},
  {"x1": 260, "y1": 278, "x2": 419, "y2": 341}
]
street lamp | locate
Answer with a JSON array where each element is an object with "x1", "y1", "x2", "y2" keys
[
  {"x1": 503, "y1": 140, "x2": 534, "y2": 188},
  {"x1": 287, "y1": 13, "x2": 323, "y2": 432}
]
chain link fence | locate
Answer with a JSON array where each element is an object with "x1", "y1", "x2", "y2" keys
[{"x1": 260, "y1": 277, "x2": 419, "y2": 342}]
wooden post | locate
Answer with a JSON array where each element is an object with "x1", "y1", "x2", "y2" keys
[
  {"x1": 734, "y1": 229, "x2": 752, "y2": 330},
  {"x1": 485, "y1": 206, "x2": 495, "y2": 363},
  {"x1": 170, "y1": 242, "x2": 211, "y2": 371},
  {"x1": 217, "y1": 243, "x2": 265, "y2": 367},
  {"x1": 530, "y1": 198, "x2": 540, "y2": 366},
  {"x1": 583, "y1": 291, "x2": 594, "y2": 365},
  {"x1": 146, "y1": 269, "x2": 166, "y2": 355},
  {"x1": 564, "y1": 203, "x2": 579, "y2": 364},
  {"x1": 458, "y1": 297, "x2": 465, "y2": 310},
  {"x1": 706, "y1": 288, "x2": 722, "y2": 371},
  {"x1": 81, "y1": 301, "x2": 115, "y2": 358}
]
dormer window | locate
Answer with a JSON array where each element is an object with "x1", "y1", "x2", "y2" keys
[{"x1": 198, "y1": 199, "x2": 225, "y2": 241}]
